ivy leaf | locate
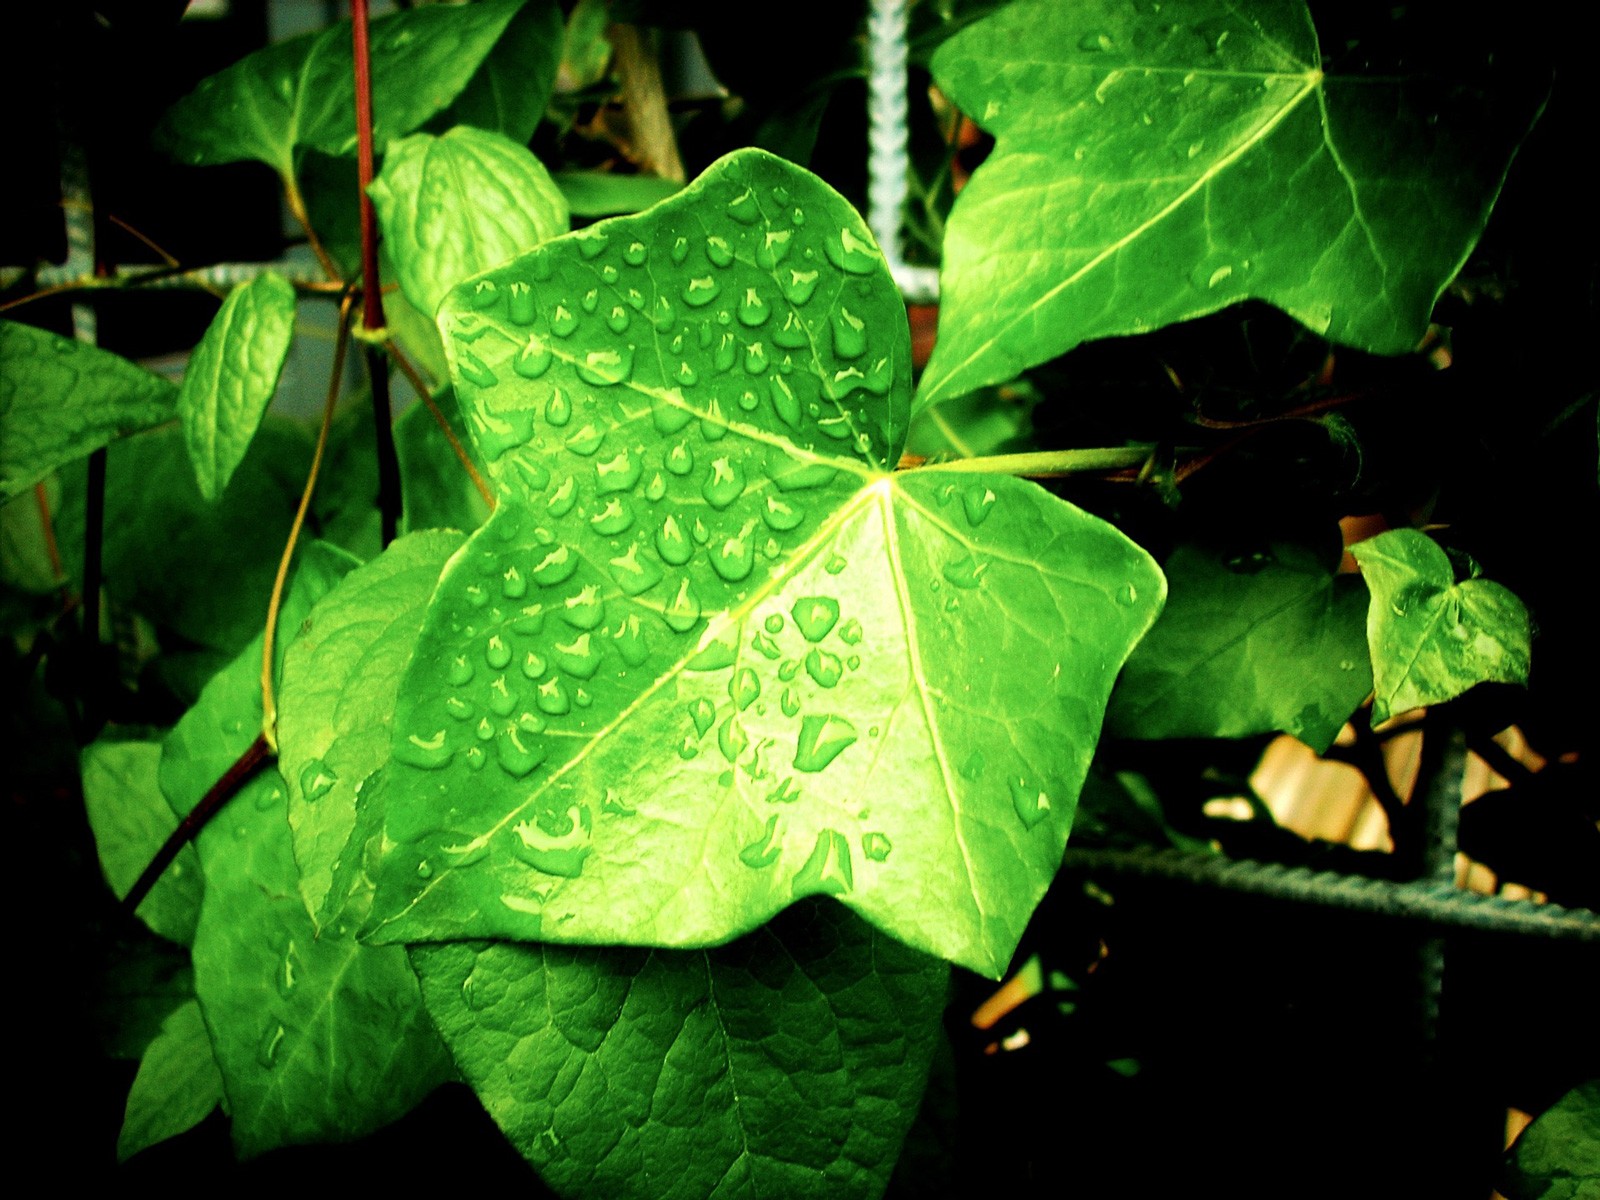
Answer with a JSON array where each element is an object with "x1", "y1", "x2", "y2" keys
[
  {"x1": 553, "y1": 170, "x2": 684, "y2": 218},
  {"x1": 278, "y1": 531, "x2": 464, "y2": 926},
  {"x1": 159, "y1": 545, "x2": 452, "y2": 1158},
  {"x1": 1500, "y1": 1080, "x2": 1600, "y2": 1200},
  {"x1": 363, "y1": 148, "x2": 1165, "y2": 978},
  {"x1": 432, "y1": 0, "x2": 563, "y2": 145},
  {"x1": 0, "y1": 321, "x2": 177, "y2": 501},
  {"x1": 1351, "y1": 529, "x2": 1531, "y2": 725},
  {"x1": 918, "y1": 0, "x2": 1545, "y2": 407},
  {"x1": 397, "y1": 391, "x2": 492, "y2": 536},
  {"x1": 371, "y1": 127, "x2": 569, "y2": 321},
  {"x1": 116, "y1": 999, "x2": 224, "y2": 1162},
  {"x1": 155, "y1": 0, "x2": 531, "y2": 174},
  {"x1": 82, "y1": 739, "x2": 203, "y2": 946},
  {"x1": 178, "y1": 272, "x2": 297, "y2": 502},
  {"x1": 54, "y1": 421, "x2": 310, "y2": 653},
  {"x1": 1106, "y1": 536, "x2": 1372, "y2": 753},
  {"x1": 410, "y1": 899, "x2": 948, "y2": 1197}
]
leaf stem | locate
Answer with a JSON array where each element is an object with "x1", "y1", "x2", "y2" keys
[
  {"x1": 281, "y1": 170, "x2": 342, "y2": 283},
  {"x1": 119, "y1": 733, "x2": 272, "y2": 920},
  {"x1": 261, "y1": 293, "x2": 355, "y2": 750},
  {"x1": 387, "y1": 339, "x2": 497, "y2": 511},
  {"x1": 351, "y1": 0, "x2": 399, "y2": 545},
  {"x1": 912, "y1": 446, "x2": 1155, "y2": 477},
  {"x1": 32, "y1": 482, "x2": 69, "y2": 610},
  {"x1": 367, "y1": 346, "x2": 401, "y2": 546},
  {"x1": 352, "y1": 0, "x2": 384, "y2": 332}
]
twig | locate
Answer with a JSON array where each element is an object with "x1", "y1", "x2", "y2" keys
[
  {"x1": 261, "y1": 294, "x2": 355, "y2": 749},
  {"x1": 282, "y1": 171, "x2": 342, "y2": 283},
  {"x1": 387, "y1": 339, "x2": 496, "y2": 511},
  {"x1": 352, "y1": 0, "x2": 400, "y2": 546},
  {"x1": 119, "y1": 734, "x2": 272, "y2": 919}
]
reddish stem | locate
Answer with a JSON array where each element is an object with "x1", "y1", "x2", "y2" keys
[
  {"x1": 352, "y1": 0, "x2": 399, "y2": 543},
  {"x1": 119, "y1": 733, "x2": 272, "y2": 919},
  {"x1": 352, "y1": 0, "x2": 384, "y2": 332}
]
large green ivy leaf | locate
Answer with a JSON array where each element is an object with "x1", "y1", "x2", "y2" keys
[
  {"x1": 155, "y1": 0, "x2": 531, "y2": 174},
  {"x1": 1351, "y1": 529, "x2": 1530, "y2": 725},
  {"x1": 918, "y1": 0, "x2": 1545, "y2": 407},
  {"x1": 0, "y1": 321, "x2": 177, "y2": 501},
  {"x1": 117, "y1": 999, "x2": 224, "y2": 1162},
  {"x1": 363, "y1": 148, "x2": 1165, "y2": 977},
  {"x1": 82, "y1": 739, "x2": 202, "y2": 946},
  {"x1": 432, "y1": 0, "x2": 563, "y2": 145},
  {"x1": 1501, "y1": 1080, "x2": 1600, "y2": 1200},
  {"x1": 1106, "y1": 535, "x2": 1372, "y2": 753},
  {"x1": 278, "y1": 531, "x2": 464, "y2": 926},
  {"x1": 411, "y1": 899, "x2": 948, "y2": 1197},
  {"x1": 160, "y1": 546, "x2": 453, "y2": 1157},
  {"x1": 179, "y1": 272, "x2": 297, "y2": 502},
  {"x1": 371, "y1": 127, "x2": 569, "y2": 321},
  {"x1": 54, "y1": 421, "x2": 310, "y2": 652}
]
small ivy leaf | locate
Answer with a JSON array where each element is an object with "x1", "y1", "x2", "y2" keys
[
  {"x1": 0, "y1": 321, "x2": 176, "y2": 501},
  {"x1": 278, "y1": 531, "x2": 465, "y2": 926},
  {"x1": 917, "y1": 0, "x2": 1546, "y2": 408},
  {"x1": 1106, "y1": 535, "x2": 1372, "y2": 753},
  {"x1": 155, "y1": 0, "x2": 532, "y2": 174},
  {"x1": 410, "y1": 899, "x2": 949, "y2": 1198},
  {"x1": 1351, "y1": 529, "x2": 1530, "y2": 725},
  {"x1": 370, "y1": 128, "x2": 569, "y2": 321},
  {"x1": 179, "y1": 272, "x2": 297, "y2": 503},
  {"x1": 430, "y1": 0, "x2": 563, "y2": 145},
  {"x1": 552, "y1": 170, "x2": 684, "y2": 218},
  {"x1": 159, "y1": 545, "x2": 452, "y2": 1158},
  {"x1": 116, "y1": 999, "x2": 224, "y2": 1162},
  {"x1": 1500, "y1": 1079, "x2": 1600, "y2": 1200},
  {"x1": 363, "y1": 148, "x2": 1166, "y2": 978},
  {"x1": 395, "y1": 391, "x2": 492, "y2": 536},
  {"x1": 82, "y1": 739, "x2": 203, "y2": 946}
]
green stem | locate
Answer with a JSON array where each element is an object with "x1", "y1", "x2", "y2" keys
[
  {"x1": 282, "y1": 171, "x2": 341, "y2": 282},
  {"x1": 912, "y1": 446, "x2": 1154, "y2": 477}
]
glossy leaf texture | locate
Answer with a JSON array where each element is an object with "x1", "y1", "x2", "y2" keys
[
  {"x1": 1351, "y1": 529, "x2": 1530, "y2": 725},
  {"x1": 178, "y1": 272, "x2": 297, "y2": 502},
  {"x1": 1106, "y1": 535, "x2": 1372, "y2": 753},
  {"x1": 432, "y1": 0, "x2": 563, "y2": 145},
  {"x1": 159, "y1": 545, "x2": 453, "y2": 1157},
  {"x1": 0, "y1": 320, "x2": 177, "y2": 500},
  {"x1": 82, "y1": 739, "x2": 203, "y2": 945},
  {"x1": 918, "y1": 0, "x2": 1545, "y2": 407},
  {"x1": 363, "y1": 148, "x2": 1166, "y2": 978},
  {"x1": 411, "y1": 899, "x2": 948, "y2": 1198},
  {"x1": 117, "y1": 999, "x2": 225, "y2": 1163},
  {"x1": 155, "y1": 0, "x2": 530, "y2": 173},
  {"x1": 371, "y1": 127, "x2": 569, "y2": 321},
  {"x1": 278, "y1": 531, "x2": 465, "y2": 926}
]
